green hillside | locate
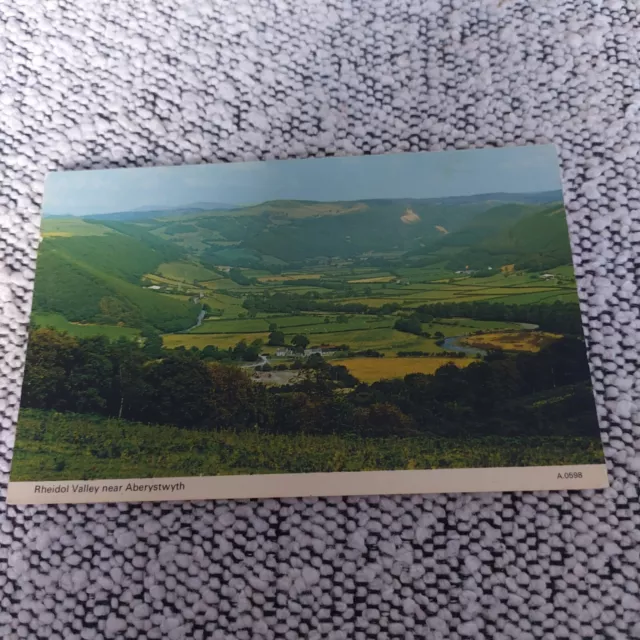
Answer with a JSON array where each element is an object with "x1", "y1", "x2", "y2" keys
[
  {"x1": 33, "y1": 232, "x2": 199, "y2": 333},
  {"x1": 410, "y1": 202, "x2": 572, "y2": 272},
  {"x1": 142, "y1": 199, "x2": 502, "y2": 265},
  {"x1": 238, "y1": 202, "x2": 493, "y2": 261}
]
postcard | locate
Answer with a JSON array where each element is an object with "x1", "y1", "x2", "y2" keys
[{"x1": 7, "y1": 145, "x2": 608, "y2": 504}]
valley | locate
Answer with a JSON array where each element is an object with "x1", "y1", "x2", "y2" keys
[
  {"x1": 33, "y1": 195, "x2": 579, "y2": 383},
  {"x1": 13, "y1": 184, "x2": 606, "y2": 483}
]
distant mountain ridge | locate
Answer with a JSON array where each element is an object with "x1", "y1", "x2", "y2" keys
[
  {"x1": 44, "y1": 201, "x2": 240, "y2": 220},
  {"x1": 43, "y1": 191, "x2": 562, "y2": 220}
]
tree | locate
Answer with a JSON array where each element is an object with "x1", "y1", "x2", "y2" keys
[
  {"x1": 291, "y1": 334, "x2": 310, "y2": 349},
  {"x1": 141, "y1": 328, "x2": 163, "y2": 359},
  {"x1": 434, "y1": 331, "x2": 445, "y2": 340},
  {"x1": 336, "y1": 314, "x2": 349, "y2": 324},
  {"x1": 231, "y1": 339, "x2": 261, "y2": 361},
  {"x1": 304, "y1": 353, "x2": 327, "y2": 370},
  {"x1": 268, "y1": 330, "x2": 285, "y2": 346},
  {"x1": 229, "y1": 268, "x2": 252, "y2": 286},
  {"x1": 394, "y1": 315, "x2": 422, "y2": 336},
  {"x1": 202, "y1": 345, "x2": 220, "y2": 359},
  {"x1": 268, "y1": 322, "x2": 278, "y2": 332},
  {"x1": 324, "y1": 317, "x2": 331, "y2": 324}
]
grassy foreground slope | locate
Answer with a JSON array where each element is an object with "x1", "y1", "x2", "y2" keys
[{"x1": 12, "y1": 409, "x2": 605, "y2": 481}]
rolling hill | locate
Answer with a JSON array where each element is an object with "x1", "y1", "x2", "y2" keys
[
  {"x1": 33, "y1": 222, "x2": 200, "y2": 332},
  {"x1": 418, "y1": 203, "x2": 572, "y2": 271},
  {"x1": 175, "y1": 199, "x2": 518, "y2": 264},
  {"x1": 173, "y1": 195, "x2": 568, "y2": 266}
]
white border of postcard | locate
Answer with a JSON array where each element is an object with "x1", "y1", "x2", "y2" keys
[{"x1": 7, "y1": 464, "x2": 608, "y2": 504}]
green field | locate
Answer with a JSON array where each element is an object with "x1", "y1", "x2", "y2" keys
[
  {"x1": 193, "y1": 314, "x2": 392, "y2": 335},
  {"x1": 32, "y1": 313, "x2": 140, "y2": 339},
  {"x1": 182, "y1": 314, "x2": 526, "y2": 355},
  {"x1": 12, "y1": 409, "x2": 604, "y2": 481},
  {"x1": 157, "y1": 261, "x2": 221, "y2": 283}
]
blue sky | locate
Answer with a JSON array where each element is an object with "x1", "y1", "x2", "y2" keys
[{"x1": 44, "y1": 145, "x2": 562, "y2": 216}]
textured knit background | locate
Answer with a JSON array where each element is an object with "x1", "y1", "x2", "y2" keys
[{"x1": 0, "y1": 0, "x2": 638, "y2": 638}]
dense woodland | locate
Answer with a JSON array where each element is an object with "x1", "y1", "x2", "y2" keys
[{"x1": 23, "y1": 324, "x2": 600, "y2": 442}]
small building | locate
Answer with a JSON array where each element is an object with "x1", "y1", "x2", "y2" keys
[
  {"x1": 540, "y1": 273, "x2": 556, "y2": 280},
  {"x1": 147, "y1": 285, "x2": 162, "y2": 290}
]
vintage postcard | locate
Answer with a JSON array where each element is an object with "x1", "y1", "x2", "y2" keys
[{"x1": 7, "y1": 145, "x2": 608, "y2": 504}]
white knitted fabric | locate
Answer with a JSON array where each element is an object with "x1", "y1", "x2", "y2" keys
[{"x1": 1, "y1": 0, "x2": 638, "y2": 638}]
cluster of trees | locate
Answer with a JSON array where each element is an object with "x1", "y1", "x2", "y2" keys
[
  {"x1": 279, "y1": 278, "x2": 347, "y2": 291},
  {"x1": 140, "y1": 327, "x2": 265, "y2": 364},
  {"x1": 397, "y1": 350, "x2": 467, "y2": 358},
  {"x1": 23, "y1": 327, "x2": 600, "y2": 441},
  {"x1": 393, "y1": 315, "x2": 445, "y2": 340},
  {"x1": 227, "y1": 268, "x2": 253, "y2": 286},
  {"x1": 243, "y1": 292, "x2": 400, "y2": 317},
  {"x1": 348, "y1": 349, "x2": 384, "y2": 358},
  {"x1": 393, "y1": 315, "x2": 422, "y2": 335},
  {"x1": 267, "y1": 331, "x2": 310, "y2": 351},
  {"x1": 414, "y1": 301, "x2": 583, "y2": 335}
]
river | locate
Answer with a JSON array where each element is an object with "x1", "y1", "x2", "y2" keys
[
  {"x1": 183, "y1": 309, "x2": 206, "y2": 333},
  {"x1": 441, "y1": 336, "x2": 487, "y2": 357}
]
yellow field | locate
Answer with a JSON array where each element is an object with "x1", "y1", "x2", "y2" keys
[
  {"x1": 163, "y1": 333, "x2": 270, "y2": 349},
  {"x1": 41, "y1": 218, "x2": 114, "y2": 237},
  {"x1": 348, "y1": 276, "x2": 396, "y2": 284},
  {"x1": 257, "y1": 274, "x2": 321, "y2": 283},
  {"x1": 461, "y1": 331, "x2": 562, "y2": 352},
  {"x1": 333, "y1": 357, "x2": 474, "y2": 383}
]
